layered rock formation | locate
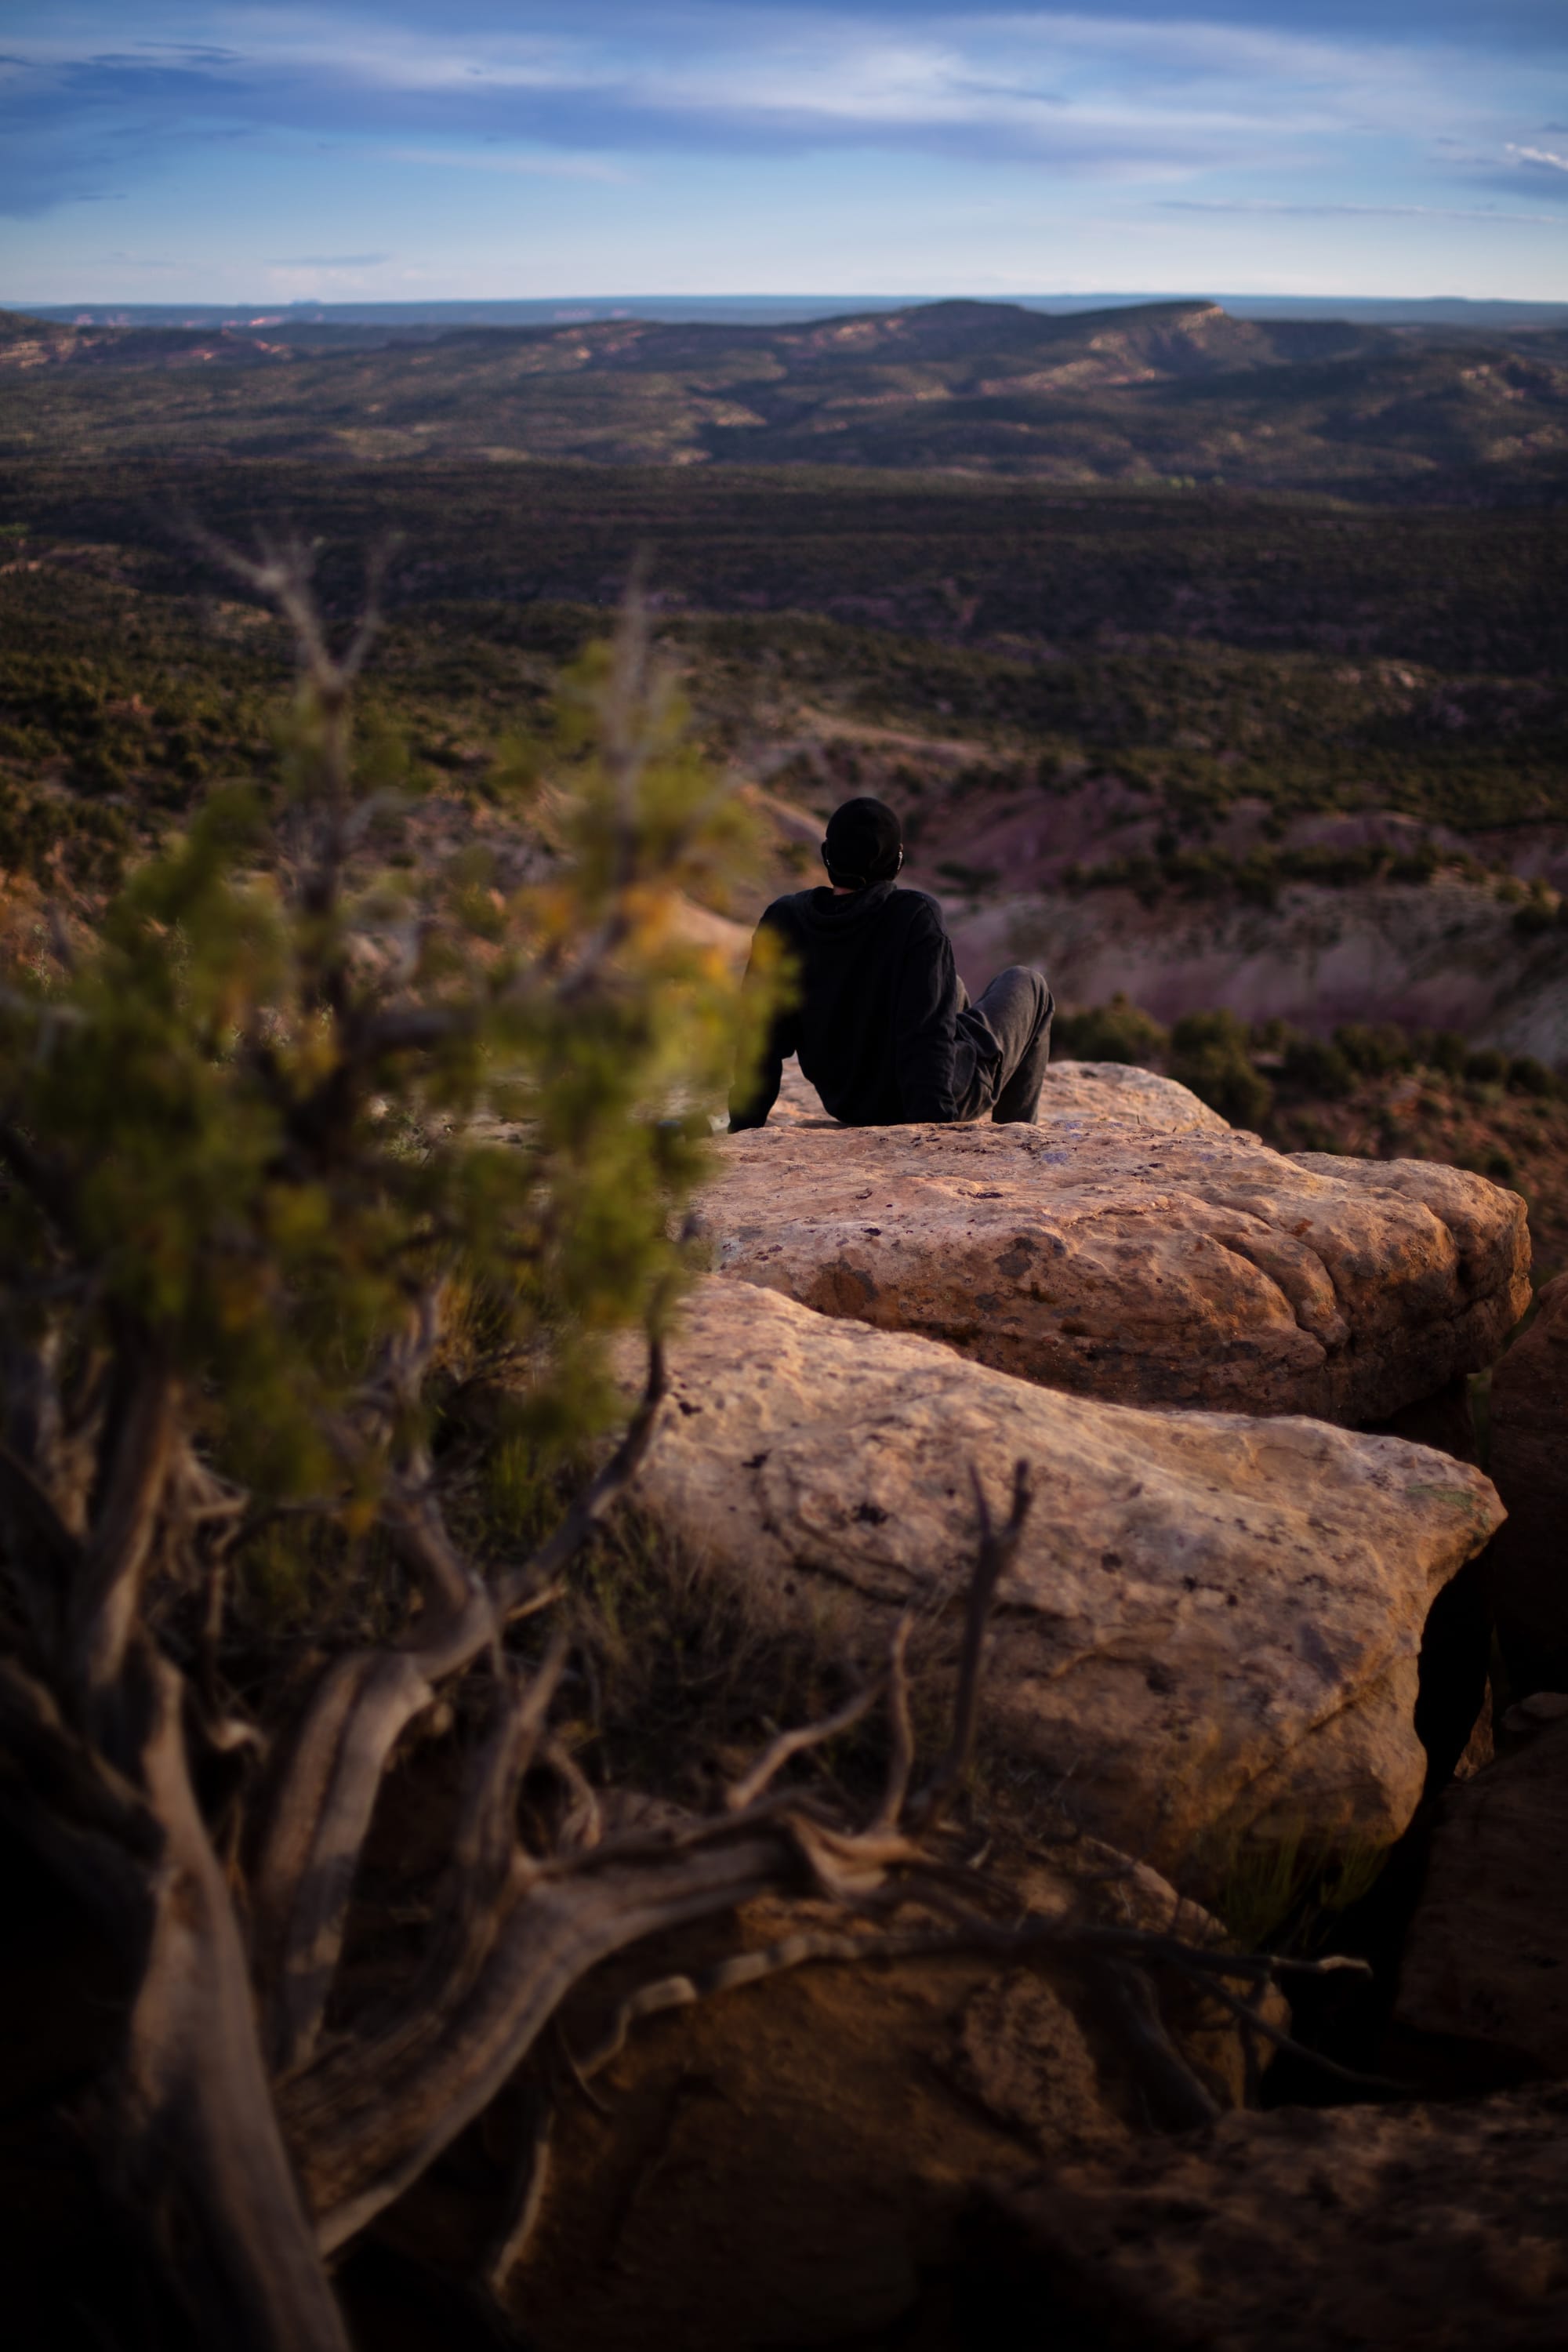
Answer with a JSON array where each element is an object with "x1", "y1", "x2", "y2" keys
[
  {"x1": 1486, "y1": 1269, "x2": 1568, "y2": 1688},
  {"x1": 1396, "y1": 1714, "x2": 1568, "y2": 2078},
  {"x1": 968, "y1": 2084, "x2": 1568, "y2": 2351},
  {"x1": 631, "y1": 1279, "x2": 1503, "y2": 1883},
  {"x1": 697, "y1": 1100, "x2": 1530, "y2": 1424},
  {"x1": 952, "y1": 875, "x2": 1568, "y2": 1067}
]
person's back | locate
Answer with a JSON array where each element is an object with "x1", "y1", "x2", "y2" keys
[
  {"x1": 731, "y1": 879, "x2": 961, "y2": 1127},
  {"x1": 729, "y1": 796, "x2": 1054, "y2": 1132}
]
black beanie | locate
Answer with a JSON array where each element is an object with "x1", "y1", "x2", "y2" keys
[{"x1": 822, "y1": 797, "x2": 903, "y2": 889}]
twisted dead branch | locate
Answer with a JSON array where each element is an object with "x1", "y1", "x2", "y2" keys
[
  {"x1": 0, "y1": 1289, "x2": 1374, "y2": 2351},
  {"x1": 912, "y1": 1457, "x2": 1033, "y2": 1831}
]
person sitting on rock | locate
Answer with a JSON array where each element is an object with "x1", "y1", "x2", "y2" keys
[{"x1": 729, "y1": 795, "x2": 1053, "y2": 1130}]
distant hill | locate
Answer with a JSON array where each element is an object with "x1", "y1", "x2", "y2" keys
[
  {"x1": 2, "y1": 297, "x2": 1566, "y2": 500},
  {"x1": 26, "y1": 293, "x2": 1568, "y2": 333}
]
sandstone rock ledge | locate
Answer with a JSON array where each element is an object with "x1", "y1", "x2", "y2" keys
[
  {"x1": 633, "y1": 1280, "x2": 1504, "y2": 1885},
  {"x1": 765, "y1": 1054, "x2": 1227, "y2": 1132},
  {"x1": 698, "y1": 1083, "x2": 1529, "y2": 1423}
]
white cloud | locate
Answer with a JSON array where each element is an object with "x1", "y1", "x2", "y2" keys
[
  {"x1": 0, "y1": 6, "x2": 1490, "y2": 151},
  {"x1": 1166, "y1": 197, "x2": 1562, "y2": 223},
  {"x1": 382, "y1": 144, "x2": 630, "y2": 183},
  {"x1": 5, "y1": 0, "x2": 1567, "y2": 292}
]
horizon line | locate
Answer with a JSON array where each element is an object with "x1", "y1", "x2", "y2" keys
[{"x1": 15, "y1": 289, "x2": 1568, "y2": 308}]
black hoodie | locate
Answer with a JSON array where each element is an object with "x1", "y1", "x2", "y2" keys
[{"x1": 728, "y1": 881, "x2": 986, "y2": 1128}]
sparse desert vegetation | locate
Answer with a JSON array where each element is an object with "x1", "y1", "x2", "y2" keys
[
  {"x1": 4, "y1": 297, "x2": 1568, "y2": 500},
  {"x1": 4, "y1": 293, "x2": 1568, "y2": 2350}
]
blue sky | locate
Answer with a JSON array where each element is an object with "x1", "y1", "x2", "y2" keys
[{"x1": 2, "y1": 2, "x2": 1565, "y2": 304}]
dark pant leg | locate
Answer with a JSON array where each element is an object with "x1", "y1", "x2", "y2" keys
[{"x1": 955, "y1": 966, "x2": 1054, "y2": 1123}]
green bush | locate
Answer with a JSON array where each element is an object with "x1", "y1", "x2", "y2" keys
[
  {"x1": 0, "y1": 579, "x2": 768, "y2": 1563},
  {"x1": 71, "y1": 743, "x2": 128, "y2": 794},
  {"x1": 1465, "y1": 1047, "x2": 1508, "y2": 1084},
  {"x1": 1334, "y1": 1020, "x2": 1412, "y2": 1076},
  {"x1": 1052, "y1": 991, "x2": 1170, "y2": 1067},
  {"x1": 1508, "y1": 1054, "x2": 1555, "y2": 1097},
  {"x1": 1422, "y1": 1029, "x2": 1469, "y2": 1076},
  {"x1": 936, "y1": 859, "x2": 1000, "y2": 893},
  {"x1": 1282, "y1": 1035, "x2": 1355, "y2": 1098},
  {"x1": 1169, "y1": 1008, "x2": 1273, "y2": 1127}
]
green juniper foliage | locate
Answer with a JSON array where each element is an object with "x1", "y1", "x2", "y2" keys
[
  {"x1": 0, "y1": 550, "x2": 771, "y2": 1574},
  {"x1": 1168, "y1": 1008, "x2": 1275, "y2": 1130}
]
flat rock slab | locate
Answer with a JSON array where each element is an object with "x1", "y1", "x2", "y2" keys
[
  {"x1": 698, "y1": 1087, "x2": 1529, "y2": 1424},
  {"x1": 633, "y1": 1280, "x2": 1503, "y2": 1886},
  {"x1": 974, "y1": 2084, "x2": 1568, "y2": 2352},
  {"x1": 765, "y1": 1055, "x2": 1227, "y2": 1132},
  {"x1": 1395, "y1": 1715, "x2": 1568, "y2": 2077}
]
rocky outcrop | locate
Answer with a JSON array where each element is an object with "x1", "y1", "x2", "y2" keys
[
  {"x1": 631, "y1": 1279, "x2": 1503, "y2": 1885},
  {"x1": 967, "y1": 2084, "x2": 1568, "y2": 2351},
  {"x1": 496, "y1": 1846, "x2": 1272, "y2": 2352},
  {"x1": 697, "y1": 1105, "x2": 1530, "y2": 1424},
  {"x1": 1395, "y1": 1714, "x2": 1568, "y2": 2078},
  {"x1": 1486, "y1": 1269, "x2": 1568, "y2": 1689}
]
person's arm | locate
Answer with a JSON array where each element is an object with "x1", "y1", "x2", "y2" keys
[
  {"x1": 892, "y1": 909, "x2": 960, "y2": 1121},
  {"x1": 728, "y1": 910, "x2": 799, "y2": 1131}
]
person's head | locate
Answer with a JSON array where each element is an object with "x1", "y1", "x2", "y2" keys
[{"x1": 821, "y1": 797, "x2": 903, "y2": 891}]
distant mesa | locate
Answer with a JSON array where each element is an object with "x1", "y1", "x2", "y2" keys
[{"x1": 3, "y1": 295, "x2": 1565, "y2": 498}]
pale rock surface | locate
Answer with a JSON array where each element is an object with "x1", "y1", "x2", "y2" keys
[
  {"x1": 698, "y1": 1083, "x2": 1529, "y2": 1423},
  {"x1": 972, "y1": 2083, "x2": 1568, "y2": 2351},
  {"x1": 631, "y1": 1279, "x2": 1504, "y2": 1884},
  {"x1": 1395, "y1": 1715, "x2": 1568, "y2": 2077},
  {"x1": 764, "y1": 1053, "x2": 1225, "y2": 1132}
]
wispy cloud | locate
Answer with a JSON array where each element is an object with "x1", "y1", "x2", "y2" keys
[
  {"x1": 270, "y1": 250, "x2": 388, "y2": 265},
  {"x1": 382, "y1": 143, "x2": 630, "y2": 183},
  {"x1": 2, "y1": 2, "x2": 1566, "y2": 298},
  {"x1": 0, "y1": 5, "x2": 1517, "y2": 179},
  {"x1": 1163, "y1": 196, "x2": 1563, "y2": 223},
  {"x1": 1508, "y1": 141, "x2": 1568, "y2": 169}
]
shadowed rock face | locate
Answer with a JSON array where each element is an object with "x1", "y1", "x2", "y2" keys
[
  {"x1": 698, "y1": 1071, "x2": 1530, "y2": 1425},
  {"x1": 968, "y1": 2084, "x2": 1568, "y2": 2352},
  {"x1": 1486, "y1": 1269, "x2": 1568, "y2": 1689},
  {"x1": 1396, "y1": 1716, "x2": 1568, "y2": 2078},
  {"x1": 633, "y1": 1280, "x2": 1503, "y2": 1886},
  {"x1": 506, "y1": 1845, "x2": 1275, "y2": 2352}
]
